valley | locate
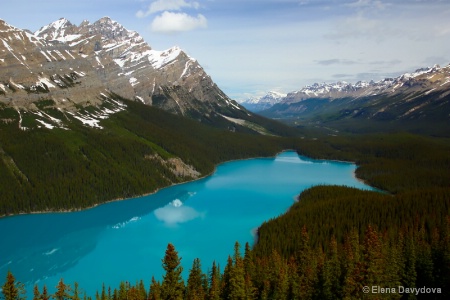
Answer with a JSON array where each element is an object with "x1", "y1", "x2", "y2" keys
[{"x1": 1, "y1": 15, "x2": 449, "y2": 300}]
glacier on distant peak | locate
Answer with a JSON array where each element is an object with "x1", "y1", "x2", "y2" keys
[{"x1": 240, "y1": 91, "x2": 287, "y2": 111}]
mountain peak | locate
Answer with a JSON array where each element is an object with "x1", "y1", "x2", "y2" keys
[
  {"x1": 1, "y1": 17, "x2": 247, "y2": 130},
  {"x1": 93, "y1": 16, "x2": 123, "y2": 28},
  {"x1": 266, "y1": 91, "x2": 287, "y2": 98},
  {"x1": 97, "y1": 16, "x2": 114, "y2": 23},
  {"x1": 240, "y1": 91, "x2": 287, "y2": 111},
  {"x1": 79, "y1": 20, "x2": 90, "y2": 27},
  {"x1": 34, "y1": 18, "x2": 75, "y2": 40}
]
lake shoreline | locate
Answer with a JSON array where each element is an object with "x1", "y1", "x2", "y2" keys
[
  {"x1": 0, "y1": 151, "x2": 284, "y2": 218},
  {"x1": 2, "y1": 150, "x2": 374, "y2": 298},
  {"x1": 0, "y1": 150, "x2": 367, "y2": 219}
]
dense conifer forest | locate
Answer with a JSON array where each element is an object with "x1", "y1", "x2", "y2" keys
[
  {"x1": 1, "y1": 98, "x2": 449, "y2": 299},
  {"x1": 0, "y1": 100, "x2": 295, "y2": 215}
]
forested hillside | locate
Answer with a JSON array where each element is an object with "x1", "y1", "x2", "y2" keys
[
  {"x1": 0, "y1": 99, "x2": 298, "y2": 215},
  {"x1": 254, "y1": 133, "x2": 450, "y2": 299}
]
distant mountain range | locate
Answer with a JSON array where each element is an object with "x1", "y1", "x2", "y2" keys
[
  {"x1": 240, "y1": 91, "x2": 286, "y2": 112},
  {"x1": 242, "y1": 64, "x2": 450, "y2": 135},
  {"x1": 284, "y1": 64, "x2": 449, "y2": 102}
]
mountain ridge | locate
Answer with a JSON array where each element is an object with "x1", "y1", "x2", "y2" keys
[
  {"x1": 252, "y1": 64, "x2": 450, "y2": 135},
  {"x1": 239, "y1": 91, "x2": 287, "y2": 112},
  {"x1": 283, "y1": 64, "x2": 450, "y2": 102},
  {"x1": 0, "y1": 17, "x2": 254, "y2": 132},
  {"x1": 244, "y1": 64, "x2": 450, "y2": 109}
]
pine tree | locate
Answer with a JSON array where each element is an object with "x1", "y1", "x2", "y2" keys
[
  {"x1": 321, "y1": 236, "x2": 341, "y2": 300},
  {"x1": 148, "y1": 277, "x2": 161, "y2": 300},
  {"x1": 251, "y1": 256, "x2": 269, "y2": 298},
  {"x1": 268, "y1": 249, "x2": 288, "y2": 300},
  {"x1": 243, "y1": 242, "x2": 256, "y2": 300},
  {"x1": 101, "y1": 284, "x2": 107, "y2": 300},
  {"x1": 137, "y1": 280, "x2": 147, "y2": 300},
  {"x1": 33, "y1": 285, "x2": 41, "y2": 300},
  {"x1": 186, "y1": 258, "x2": 206, "y2": 300},
  {"x1": 402, "y1": 236, "x2": 417, "y2": 298},
  {"x1": 1, "y1": 271, "x2": 25, "y2": 300},
  {"x1": 72, "y1": 283, "x2": 81, "y2": 300},
  {"x1": 437, "y1": 216, "x2": 450, "y2": 298},
  {"x1": 208, "y1": 261, "x2": 220, "y2": 300},
  {"x1": 117, "y1": 282, "x2": 128, "y2": 300},
  {"x1": 54, "y1": 278, "x2": 71, "y2": 300},
  {"x1": 341, "y1": 228, "x2": 361, "y2": 299},
  {"x1": 42, "y1": 285, "x2": 50, "y2": 300},
  {"x1": 126, "y1": 286, "x2": 140, "y2": 300},
  {"x1": 220, "y1": 256, "x2": 233, "y2": 299},
  {"x1": 362, "y1": 226, "x2": 384, "y2": 288},
  {"x1": 287, "y1": 256, "x2": 301, "y2": 300},
  {"x1": 228, "y1": 242, "x2": 246, "y2": 300},
  {"x1": 383, "y1": 235, "x2": 404, "y2": 296},
  {"x1": 243, "y1": 243, "x2": 255, "y2": 281},
  {"x1": 295, "y1": 226, "x2": 315, "y2": 300},
  {"x1": 415, "y1": 226, "x2": 434, "y2": 288},
  {"x1": 160, "y1": 243, "x2": 184, "y2": 300}
]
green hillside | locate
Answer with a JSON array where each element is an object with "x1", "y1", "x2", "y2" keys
[{"x1": 0, "y1": 98, "x2": 299, "y2": 215}]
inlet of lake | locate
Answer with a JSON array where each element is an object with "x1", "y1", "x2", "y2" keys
[{"x1": 0, "y1": 151, "x2": 374, "y2": 296}]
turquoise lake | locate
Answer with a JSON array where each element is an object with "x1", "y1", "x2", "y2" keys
[{"x1": 0, "y1": 151, "x2": 373, "y2": 296}]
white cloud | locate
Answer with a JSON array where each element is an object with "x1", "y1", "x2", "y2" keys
[
  {"x1": 151, "y1": 11, "x2": 207, "y2": 33},
  {"x1": 137, "y1": 0, "x2": 200, "y2": 18}
]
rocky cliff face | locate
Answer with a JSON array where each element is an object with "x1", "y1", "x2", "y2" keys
[{"x1": 0, "y1": 17, "x2": 242, "y2": 119}]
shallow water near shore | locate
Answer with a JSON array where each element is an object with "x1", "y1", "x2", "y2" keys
[{"x1": 0, "y1": 151, "x2": 374, "y2": 296}]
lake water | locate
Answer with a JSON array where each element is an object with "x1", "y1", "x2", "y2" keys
[{"x1": 0, "y1": 151, "x2": 373, "y2": 296}]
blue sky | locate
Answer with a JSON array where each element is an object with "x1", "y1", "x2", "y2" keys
[{"x1": 2, "y1": 0, "x2": 450, "y2": 100}]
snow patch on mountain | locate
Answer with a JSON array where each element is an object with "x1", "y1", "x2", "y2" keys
[
  {"x1": 1, "y1": 17, "x2": 254, "y2": 131},
  {"x1": 240, "y1": 91, "x2": 287, "y2": 112},
  {"x1": 282, "y1": 64, "x2": 450, "y2": 104}
]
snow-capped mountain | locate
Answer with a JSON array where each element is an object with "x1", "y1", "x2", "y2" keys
[
  {"x1": 240, "y1": 91, "x2": 287, "y2": 112},
  {"x1": 0, "y1": 17, "x2": 245, "y2": 130},
  {"x1": 283, "y1": 65, "x2": 450, "y2": 103},
  {"x1": 261, "y1": 64, "x2": 450, "y2": 134}
]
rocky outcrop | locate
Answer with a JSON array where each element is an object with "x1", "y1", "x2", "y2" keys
[{"x1": 144, "y1": 154, "x2": 201, "y2": 179}]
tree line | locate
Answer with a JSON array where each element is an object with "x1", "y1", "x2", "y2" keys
[{"x1": 3, "y1": 220, "x2": 449, "y2": 300}]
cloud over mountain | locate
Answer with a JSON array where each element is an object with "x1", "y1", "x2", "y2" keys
[
  {"x1": 150, "y1": 11, "x2": 207, "y2": 33},
  {"x1": 137, "y1": 0, "x2": 206, "y2": 34}
]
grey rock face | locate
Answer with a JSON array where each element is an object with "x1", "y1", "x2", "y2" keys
[{"x1": 0, "y1": 17, "x2": 240, "y2": 118}]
